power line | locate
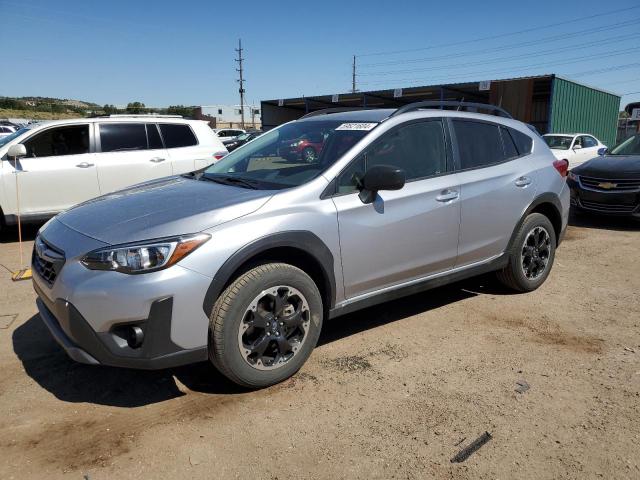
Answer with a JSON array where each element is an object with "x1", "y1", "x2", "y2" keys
[
  {"x1": 358, "y1": 56, "x2": 640, "y2": 88},
  {"x1": 621, "y1": 91, "x2": 640, "y2": 96},
  {"x1": 357, "y1": 33, "x2": 640, "y2": 77},
  {"x1": 359, "y1": 18, "x2": 640, "y2": 68},
  {"x1": 356, "y1": 5, "x2": 640, "y2": 57}
]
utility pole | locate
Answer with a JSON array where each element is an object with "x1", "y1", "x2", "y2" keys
[
  {"x1": 351, "y1": 55, "x2": 357, "y2": 93},
  {"x1": 235, "y1": 38, "x2": 246, "y2": 128}
]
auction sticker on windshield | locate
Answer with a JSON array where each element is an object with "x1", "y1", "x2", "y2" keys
[{"x1": 335, "y1": 123, "x2": 378, "y2": 131}]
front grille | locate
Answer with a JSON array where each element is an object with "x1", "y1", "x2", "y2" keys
[
  {"x1": 32, "y1": 236, "x2": 65, "y2": 287},
  {"x1": 580, "y1": 200, "x2": 638, "y2": 213},
  {"x1": 580, "y1": 176, "x2": 640, "y2": 192}
]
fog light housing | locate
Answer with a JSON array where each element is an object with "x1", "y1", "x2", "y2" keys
[{"x1": 126, "y1": 326, "x2": 144, "y2": 349}]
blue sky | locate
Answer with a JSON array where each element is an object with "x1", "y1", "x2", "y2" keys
[{"x1": 1, "y1": 0, "x2": 639, "y2": 108}]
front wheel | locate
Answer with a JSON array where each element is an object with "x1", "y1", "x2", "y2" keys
[
  {"x1": 208, "y1": 263, "x2": 323, "y2": 388},
  {"x1": 496, "y1": 213, "x2": 556, "y2": 292}
]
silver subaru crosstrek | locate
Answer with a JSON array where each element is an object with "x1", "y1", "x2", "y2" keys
[{"x1": 32, "y1": 102, "x2": 570, "y2": 388}]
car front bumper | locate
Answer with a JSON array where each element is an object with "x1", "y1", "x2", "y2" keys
[
  {"x1": 31, "y1": 218, "x2": 213, "y2": 369},
  {"x1": 568, "y1": 179, "x2": 640, "y2": 217}
]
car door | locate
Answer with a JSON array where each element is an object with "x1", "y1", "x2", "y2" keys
[
  {"x1": 578, "y1": 135, "x2": 600, "y2": 165},
  {"x1": 160, "y1": 123, "x2": 201, "y2": 174},
  {"x1": 4, "y1": 123, "x2": 100, "y2": 215},
  {"x1": 93, "y1": 122, "x2": 171, "y2": 194},
  {"x1": 331, "y1": 119, "x2": 460, "y2": 299},
  {"x1": 452, "y1": 119, "x2": 537, "y2": 267}
]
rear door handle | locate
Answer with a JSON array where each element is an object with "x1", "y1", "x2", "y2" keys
[
  {"x1": 76, "y1": 162, "x2": 94, "y2": 168},
  {"x1": 436, "y1": 189, "x2": 459, "y2": 202},
  {"x1": 515, "y1": 176, "x2": 532, "y2": 187},
  {"x1": 150, "y1": 157, "x2": 166, "y2": 163}
]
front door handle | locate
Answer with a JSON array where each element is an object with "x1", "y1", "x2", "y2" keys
[
  {"x1": 76, "y1": 162, "x2": 94, "y2": 168},
  {"x1": 436, "y1": 189, "x2": 459, "y2": 202},
  {"x1": 150, "y1": 157, "x2": 166, "y2": 163},
  {"x1": 515, "y1": 176, "x2": 532, "y2": 187}
]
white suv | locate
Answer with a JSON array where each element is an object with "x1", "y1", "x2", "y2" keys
[{"x1": 0, "y1": 115, "x2": 227, "y2": 231}]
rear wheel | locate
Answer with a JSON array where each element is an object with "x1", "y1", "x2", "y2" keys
[
  {"x1": 208, "y1": 263, "x2": 323, "y2": 388},
  {"x1": 497, "y1": 213, "x2": 556, "y2": 292}
]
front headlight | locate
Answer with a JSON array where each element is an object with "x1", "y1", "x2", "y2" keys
[
  {"x1": 81, "y1": 233, "x2": 210, "y2": 274},
  {"x1": 568, "y1": 171, "x2": 579, "y2": 182}
]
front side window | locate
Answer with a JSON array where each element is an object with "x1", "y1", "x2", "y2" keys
[
  {"x1": 203, "y1": 120, "x2": 371, "y2": 190},
  {"x1": 453, "y1": 120, "x2": 504, "y2": 169},
  {"x1": 161, "y1": 124, "x2": 197, "y2": 148},
  {"x1": 23, "y1": 124, "x2": 89, "y2": 158},
  {"x1": 337, "y1": 120, "x2": 447, "y2": 194},
  {"x1": 100, "y1": 123, "x2": 147, "y2": 152}
]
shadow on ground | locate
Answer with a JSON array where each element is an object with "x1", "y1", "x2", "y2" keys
[
  {"x1": 569, "y1": 210, "x2": 640, "y2": 232},
  {"x1": 12, "y1": 276, "x2": 502, "y2": 408}
]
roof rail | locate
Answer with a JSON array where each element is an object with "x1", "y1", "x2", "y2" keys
[
  {"x1": 299, "y1": 107, "x2": 373, "y2": 119},
  {"x1": 391, "y1": 101, "x2": 512, "y2": 119}
]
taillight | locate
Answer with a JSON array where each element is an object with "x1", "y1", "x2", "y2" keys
[
  {"x1": 213, "y1": 151, "x2": 227, "y2": 161},
  {"x1": 553, "y1": 159, "x2": 569, "y2": 178}
]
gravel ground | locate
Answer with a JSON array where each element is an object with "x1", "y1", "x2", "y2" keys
[{"x1": 0, "y1": 215, "x2": 639, "y2": 479}]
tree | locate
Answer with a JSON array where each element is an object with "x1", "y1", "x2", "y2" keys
[
  {"x1": 103, "y1": 104, "x2": 119, "y2": 115},
  {"x1": 166, "y1": 105, "x2": 194, "y2": 117},
  {"x1": 126, "y1": 102, "x2": 146, "y2": 114}
]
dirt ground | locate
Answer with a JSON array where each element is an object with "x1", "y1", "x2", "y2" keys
[{"x1": 0, "y1": 215, "x2": 639, "y2": 480}]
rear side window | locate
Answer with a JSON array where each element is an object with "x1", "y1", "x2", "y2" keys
[
  {"x1": 582, "y1": 136, "x2": 597, "y2": 148},
  {"x1": 100, "y1": 123, "x2": 147, "y2": 152},
  {"x1": 160, "y1": 124, "x2": 198, "y2": 148},
  {"x1": 453, "y1": 120, "x2": 504, "y2": 169},
  {"x1": 509, "y1": 128, "x2": 533, "y2": 155}
]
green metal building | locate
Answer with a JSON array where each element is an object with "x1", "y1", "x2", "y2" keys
[{"x1": 261, "y1": 74, "x2": 621, "y2": 146}]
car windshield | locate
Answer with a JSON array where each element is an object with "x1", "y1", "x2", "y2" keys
[
  {"x1": 609, "y1": 134, "x2": 640, "y2": 156},
  {"x1": 202, "y1": 120, "x2": 373, "y2": 189},
  {"x1": 543, "y1": 135, "x2": 573, "y2": 150},
  {"x1": 0, "y1": 127, "x2": 31, "y2": 148}
]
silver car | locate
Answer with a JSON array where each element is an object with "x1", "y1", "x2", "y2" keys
[{"x1": 32, "y1": 102, "x2": 570, "y2": 388}]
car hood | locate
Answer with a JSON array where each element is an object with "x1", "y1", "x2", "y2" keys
[
  {"x1": 548, "y1": 148, "x2": 571, "y2": 160},
  {"x1": 573, "y1": 155, "x2": 640, "y2": 178},
  {"x1": 56, "y1": 176, "x2": 274, "y2": 244}
]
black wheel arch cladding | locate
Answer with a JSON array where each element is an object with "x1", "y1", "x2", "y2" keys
[
  {"x1": 507, "y1": 192, "x2": 563, "y2": 252},
  {"x1": 202, "y1": 231, "x2": 336, "y2": 318}
]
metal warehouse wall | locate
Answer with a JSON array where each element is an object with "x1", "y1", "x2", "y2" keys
[{"x1": 549, "y1": 77, "x2": 620, "y2": 147}]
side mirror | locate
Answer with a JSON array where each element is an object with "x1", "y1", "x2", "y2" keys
[
  {"x1": 597, "y1": 147, "x2": 607, "y2": 156},
  {"x1": 572, "y1": 144, "x2": 582, "y2": 150},
  {"x1": 7, "y1": 144, "x2": 27, "y2": 159},
  {"x1": 358, "y1": 164, "x2": 405, "y2": 204}
]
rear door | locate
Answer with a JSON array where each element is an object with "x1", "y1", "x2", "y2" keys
[
  {"x1": 94, "y1": 122, "x2": 171, "y2": 194},
  {"x1": 6, "y1": 123, "x2": 100, "y2": 215},
  {"x1": 452, "y1": 119, "x2": 537, "y2": 267},
  {"x1": 332, "y1": 119, "x2": 461, "y2": 299},
  {"x1": 577, "y1": 135, "x2": 600, "y2": 166}
]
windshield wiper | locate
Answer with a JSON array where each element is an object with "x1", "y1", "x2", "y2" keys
[{"x1": 202, "y1": 174, "x2": 259, "y2": 189}]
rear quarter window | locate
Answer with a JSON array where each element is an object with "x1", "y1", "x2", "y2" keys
[
  {"x1": 509, "y1": 128, "x2": 533, "y2": 155},
  {"x1": 160, "y1": 124, "x2": 198, "y2": 148}
]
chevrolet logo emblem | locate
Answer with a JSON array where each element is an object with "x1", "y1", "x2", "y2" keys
[{"x1": 597, "y1": 182, "x2": 617, "y2": 189}]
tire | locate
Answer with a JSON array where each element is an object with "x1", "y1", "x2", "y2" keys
[
  {"x1": 208, "y1": 262, "x2": 323, "y2": 388},
  {"x1": 496, "y1": 213, "x2": 557, "y2": 292},
  {"x1": 301, "y1": 147, "x2": 316, "y2": 163}
]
